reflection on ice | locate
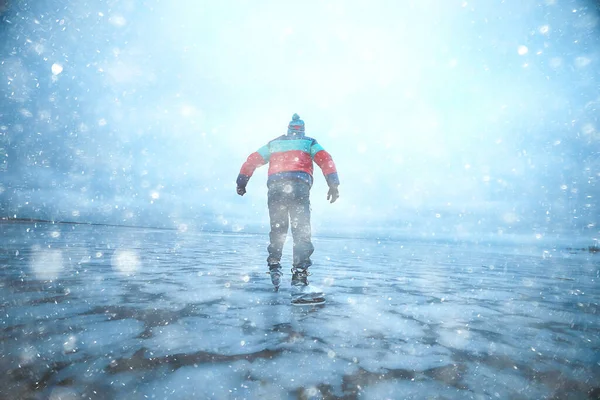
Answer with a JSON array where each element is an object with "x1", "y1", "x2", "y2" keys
[
  {"x1": 1, "y1": 223, "x2": 599, "y2": 399},
  {"x1": 111, "y1": 249, "x2": 141, "y2": 276}
]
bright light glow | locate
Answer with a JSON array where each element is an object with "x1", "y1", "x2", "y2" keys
[
  {"x1": 111, "y1": 249, "x2": 140, "y2": 276},
  {"x1": 30, "y1": 247, "x2": 64, "y2": 280},
  {"x1": 51, "y1": 63, "x2": 63, "y2": 75},
  {"x1": 108, "y1": 14, "x2": 127, "y2": 27},
  {"x1": 517, "y1": 45, "x2": 528, "y2": 55},
  {"x1": 181, "y1": 105, "x2": 194, "y2": 117}
]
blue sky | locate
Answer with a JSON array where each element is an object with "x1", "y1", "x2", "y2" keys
[{"x1": 0, "y1": 0, "x2": 598, "y2": 243}]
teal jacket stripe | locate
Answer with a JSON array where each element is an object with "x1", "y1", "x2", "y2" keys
[
  {"x1": 309, "y1": 143, "x2": 324, "y2": 158},
  {"x1": 269, "y1": 139, "x2": 313, "y2": 154},
  {"x1": 257, "y1": 145, "x2": 271, "y2": 162}
]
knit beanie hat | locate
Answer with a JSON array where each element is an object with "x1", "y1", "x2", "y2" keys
[{"x1": 287, "y1": 113, "x2": 305, "y2": 136}]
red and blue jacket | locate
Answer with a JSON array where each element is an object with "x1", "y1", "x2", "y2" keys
[{"x1": 237, "y1": 135, "x2": 339, "y2": 189}]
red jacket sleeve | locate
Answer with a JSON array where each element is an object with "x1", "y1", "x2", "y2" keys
[
  {"x1": 240, "y1": 152, "x2": 267, "y2": 176},
  {"x1": 237, "y1": 152, "x2": 267, "y2": 187},
  {"x1": 314, "y1": 150, "x2": 340, "y2": 187},
  {"x1": 314, "y1": 150, "x2": 337, "y2": 175}
]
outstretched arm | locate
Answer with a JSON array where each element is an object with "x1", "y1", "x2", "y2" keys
[
  {"x1": 311, "y1": 142, "x2": 340, "y2": 203},
  {"x1": 236, "y1": 145, "x2": 269, "y2": 195}
]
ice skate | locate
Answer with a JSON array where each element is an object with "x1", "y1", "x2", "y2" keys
[
  {"x1": 268, "y1": 264, "x2": 283, "y2": 291},
  {"x1": 290, "y1": 267, "x2": 325, "y2": 306}
]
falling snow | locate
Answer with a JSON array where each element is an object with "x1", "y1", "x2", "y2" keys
[{"x1": 0, "y1": 0, "x2": 599, "y2": 398}]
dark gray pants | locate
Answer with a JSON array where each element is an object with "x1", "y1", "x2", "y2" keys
[{"x1": 267, "y1": 180, "x2": 314, "y2": 269}]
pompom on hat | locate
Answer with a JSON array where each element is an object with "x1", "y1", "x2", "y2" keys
[{"x1": 287, "y1": 113, "x2": 305, "y2": 136}]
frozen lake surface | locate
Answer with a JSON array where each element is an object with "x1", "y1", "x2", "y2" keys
[{"x1": 1, "y1": 222, "x2": 599, "y2": 399}]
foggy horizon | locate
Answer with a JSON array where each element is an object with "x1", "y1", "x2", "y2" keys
[{"x1": 1, "y1": 0, "x2": 599, "y2": 244}]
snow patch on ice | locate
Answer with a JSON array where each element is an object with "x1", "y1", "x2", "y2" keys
[
  {"x1": 49, "y1": 387, "x2": 78, "y2": 400},
  {"x1": 137, "y1": 363, "x2": 252, "y2": 399}
]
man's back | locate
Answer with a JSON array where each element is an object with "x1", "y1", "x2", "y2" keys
[
  {"x1": 235, "y1": 114, "x2": 339, "y2": 298},
  {"x1": 237, "y1": 127, "x2": 338, "y2": 190}
]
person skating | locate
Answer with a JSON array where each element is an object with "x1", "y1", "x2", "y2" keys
[{"x1": 236, "y1": 113, "x2": 339, "y2": 293}]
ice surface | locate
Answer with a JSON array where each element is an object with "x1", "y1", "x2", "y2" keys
[{"x1": 1, "y1": 222, "x2": 599, "y2": 399}]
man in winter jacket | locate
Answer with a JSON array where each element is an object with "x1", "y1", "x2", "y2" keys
[{"x1": 236, "y1": 113, "x2": 339, "y2": 290}]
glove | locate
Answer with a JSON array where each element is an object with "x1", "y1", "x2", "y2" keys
[
  {"x1": 236, "y1": 174, "x2": 249, "y2": 196},
  {"x1": 327, "y1": 186, "x2": 339, "y2": 203}
]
